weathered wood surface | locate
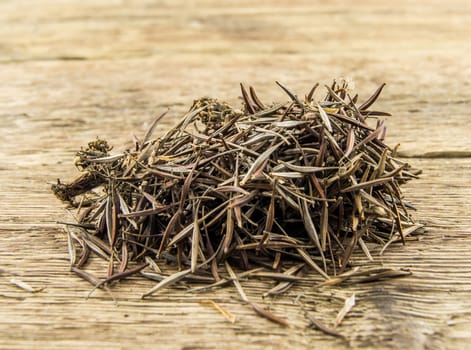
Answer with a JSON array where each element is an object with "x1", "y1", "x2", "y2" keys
[{"x1": 1, "y1": 1, "x2": 470, "y2": 349}]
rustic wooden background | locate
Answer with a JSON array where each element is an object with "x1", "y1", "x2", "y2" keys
[{"x1": 1, "y1": 1, "x2": 470, "y2": 349}]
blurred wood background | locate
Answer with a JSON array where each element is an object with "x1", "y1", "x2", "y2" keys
[{"x1": 1, "y1": 1, "x2": 470, "y2": 349}]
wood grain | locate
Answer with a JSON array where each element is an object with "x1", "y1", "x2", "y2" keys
[{"x1": 1, "y1": 1, "x2": 470, "y2": 349}]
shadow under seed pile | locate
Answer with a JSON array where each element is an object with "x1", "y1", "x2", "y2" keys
[{"x1": 52, "y1": 81, "x2": 422, "y2": 299}]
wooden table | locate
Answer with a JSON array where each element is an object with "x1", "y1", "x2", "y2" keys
[{"x1": 1, "y1": 1, "x2": 470, "y2": 349}]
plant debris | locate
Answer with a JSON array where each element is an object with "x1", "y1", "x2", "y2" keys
[{"x1": 52, "y1": 80, "x2": 422, "y2": 330}]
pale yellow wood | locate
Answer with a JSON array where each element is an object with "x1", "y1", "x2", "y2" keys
[{"x1": 1, "y1": 1, "x2": 470, "y2": 349}]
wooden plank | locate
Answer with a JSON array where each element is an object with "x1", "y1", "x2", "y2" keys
[{"x1": 0, "y1": 0, "x2": 470, "y2": 349}]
